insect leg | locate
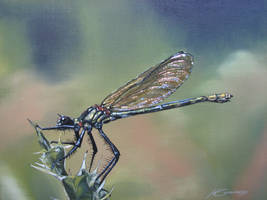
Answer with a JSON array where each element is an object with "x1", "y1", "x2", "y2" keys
[
  {"x1": 48, "y1": 126, "x2": 80, "y2": 146},
  {"x1": 87, "y1": 131, "x2": 98, "y2": 172},
  {"x1": 37, "y1": 124, "x2": 74, "y2": 131},
  {"x1": 60, "y1": 128, "x2": 86, "y2": 160},
  {"x1": 50, "y1": 141, "x2": 76, "y2": 145},
  {"x1": 27, "y1": 119, "x2": 74, "y2": 131},
  {"x1": 97, "y1": 128, "x2": 120, "y2": 183}
]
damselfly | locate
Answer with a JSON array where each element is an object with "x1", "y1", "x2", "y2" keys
[{"x1": 29, "y1": 51, "x2": 233, "y2": 183}]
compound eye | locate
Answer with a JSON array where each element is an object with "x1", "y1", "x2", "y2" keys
[
  {"x1": 57, "y1": 115, "x2": 74, "y2": 126},
  {"x1": 57, "y1": 116, "x2": 63, "y2": 126},
  {"x1": 56, "y1": 114, "x2": 66, "y2": 126}
]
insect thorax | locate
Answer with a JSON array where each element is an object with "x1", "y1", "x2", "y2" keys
[{"x1": 79, "y1": 105, "x2": 109, "y2": 127}]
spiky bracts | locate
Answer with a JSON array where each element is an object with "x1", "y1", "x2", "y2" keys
[{"x1": 29, "y1": 120, "x2": 112, "y2": 200}]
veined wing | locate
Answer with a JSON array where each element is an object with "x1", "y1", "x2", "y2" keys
[{"x1": 101, "y1": 51, "x2": 194, "y2": 111}]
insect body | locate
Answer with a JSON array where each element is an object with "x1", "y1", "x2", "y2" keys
[{"x1": 32, "y1": 51, "x2": 233, "y2": 183}]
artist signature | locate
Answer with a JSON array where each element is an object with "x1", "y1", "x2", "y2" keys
[{"x1": 205, "y1": 188, "x2": 248, "y2": 199}]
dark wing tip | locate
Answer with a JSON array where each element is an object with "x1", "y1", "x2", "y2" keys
[{"x1": 172, "y1": 51, "x2": 194, "y2": 66}]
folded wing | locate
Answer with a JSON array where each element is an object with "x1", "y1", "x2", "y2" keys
[{"x1": 101, "y1": 51, "x2": 194, "y2": 111}]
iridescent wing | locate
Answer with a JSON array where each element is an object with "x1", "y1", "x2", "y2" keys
[{"x1": 101, "y1": 51, "x2": 194, "y2": 111}]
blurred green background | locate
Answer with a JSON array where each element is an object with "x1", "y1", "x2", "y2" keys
[{"x1": 0, "y1": 0, "x2": 267, "y2": 199}]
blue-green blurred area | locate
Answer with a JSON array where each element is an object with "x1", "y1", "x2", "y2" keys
[{"x1": 0, "y1": 0, "x2": 267, "y2": 199}]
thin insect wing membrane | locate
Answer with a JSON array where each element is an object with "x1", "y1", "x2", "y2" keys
[
  {"x1": 101, "y1": 66, "x2": 157, "y2": 108},
  {"x1": 102, "y1": 52, "x2": 194, "y2": 111}
]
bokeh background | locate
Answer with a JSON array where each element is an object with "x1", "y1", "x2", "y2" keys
[{"x1": 0, "y1": 0, "x2": 267, "y2": 199}]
